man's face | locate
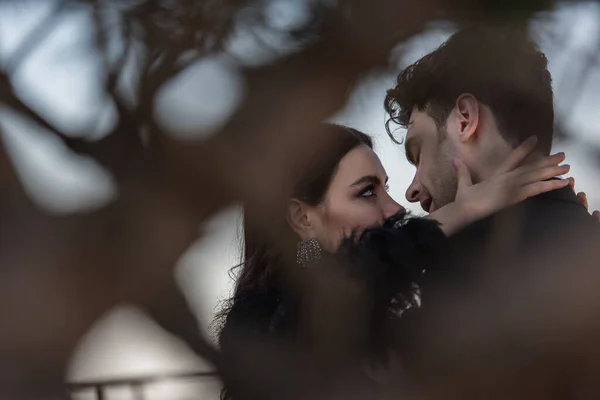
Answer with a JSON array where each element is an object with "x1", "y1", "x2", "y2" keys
[{"x1": 404, "y1": 107, "x2": 460, "y2": 213}]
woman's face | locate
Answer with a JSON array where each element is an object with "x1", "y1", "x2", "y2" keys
[{"x1": 307, "y1": 145, "x2": 404, "y2": 251}]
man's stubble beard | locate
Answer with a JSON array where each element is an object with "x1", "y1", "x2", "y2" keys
[{"x1": 429, "y1": 129, "x2": 459, "y2": 211}]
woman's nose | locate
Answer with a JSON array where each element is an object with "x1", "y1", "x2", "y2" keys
[{"x1": 383, "y1": 195, "x2": 405, "y2": 219}]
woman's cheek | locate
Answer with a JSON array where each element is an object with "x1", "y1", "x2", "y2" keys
[{"x1": 354, "y1": 208, "x2": 383, "y2": 230}]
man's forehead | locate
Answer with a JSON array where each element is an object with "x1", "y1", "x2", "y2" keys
[
  {"x1": 407, "y1": 120, "x2": 414, "y2": 137},
  {"x1": 405, "y1": 128, "x2": 416, "y2": 144},
  {"x1": 408, "y1": 113, "x2": 414, "y2": 125},
  {"x1": 405, "y1": 117, "x2": 418, "y2": 141},
  {"x1": 406, "y1": 107, "x2": 434, "y2": 137},
  {"x1": 408, "y1": 105, "x2": 428, "y2": 124}
]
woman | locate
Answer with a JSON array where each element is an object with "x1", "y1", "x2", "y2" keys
[{"x1": 214, "y1": 123, "x2": 571, "y2": 399}]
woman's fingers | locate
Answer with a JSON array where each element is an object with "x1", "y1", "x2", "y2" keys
[
  {"x1": 531, "y1": 152, "x2": 566, "y2": 169},
  {"x1": 496, "y1": 136, "x2": 538, "y2": 174},
  {"x1": 577, "y1": 191, "x2": 589, "y2": 211},
  {"x1": 593, "y1": 210, "x2": 600, "y2": 223},
  {"x1": 517, "y1": 179, "x2": 570, "y2": 202},
  {"x1": 508, "y1": 152, "x2": 565, "y2": 177},
  {"x1": 565, "y1": 178, "x2": 591, "y2": 214},
  {"x1": 515, "y1": 164, "x2": 570, "y2": 186},
  {"x1": 453, "y1": 158, "x2": 473, "y2": 189},
  {"x1": 503, "y1": 152, "x2": 565, "y2": 181}
]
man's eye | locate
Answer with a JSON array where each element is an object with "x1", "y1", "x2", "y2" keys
[
  {"x1": 411, "y1": 149, "x2": 421, "y2": 166},
  {"x1": 413, "y1": 153, "x2": 420, "y2": 166}
]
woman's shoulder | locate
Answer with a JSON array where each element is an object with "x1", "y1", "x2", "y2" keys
[{"x1": 217, "y1": 285, "x2": 299, "y2": 343}]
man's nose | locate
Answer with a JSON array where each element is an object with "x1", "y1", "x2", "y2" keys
[{"x1": 406, "y1": 176, "x2": 422, "y2": 203}]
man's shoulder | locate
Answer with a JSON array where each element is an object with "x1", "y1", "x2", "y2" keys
[
  {"x1": 450, "y1": 187, "x2": 595, "y2": 244},
  {"x1": 436, "y1": 187, "x2": 599, "y2": 281}
]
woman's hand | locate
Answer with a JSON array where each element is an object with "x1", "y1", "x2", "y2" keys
[
  {"x1": 430, "y1": 136, "x2": 570, "y2": 235},
  {"x1": 453, "y1": 136, "x2": 570, "y2": 222},
  {"x1": 568, "y1": 177, "x2": 600, "y2": 222}
]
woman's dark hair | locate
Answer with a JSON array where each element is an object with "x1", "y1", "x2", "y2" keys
[
  {"x1": 236, "y1": 124, "x2": 372, "y2": 295},
  {"x1": 214, "y1": 123, "x2": 372, "y2": 400}
]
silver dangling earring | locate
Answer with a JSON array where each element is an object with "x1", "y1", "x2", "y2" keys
[{"x1": 296, "y1": 238, "x2": 322, "y2": 266}]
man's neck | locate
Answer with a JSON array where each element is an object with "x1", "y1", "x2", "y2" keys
[{"x1": 476, "y1": 149, "x2": 545, "y2": 182}]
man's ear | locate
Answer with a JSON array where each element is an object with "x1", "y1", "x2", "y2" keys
[
  {"x1": 455, "y1": 94, "x2": 480, "y2": 143},
  {"x1": 286, "y1": 199, "x2": 314, "y2": 239}
]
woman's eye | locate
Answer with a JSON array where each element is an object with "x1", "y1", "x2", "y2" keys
[
  {"x1": 359, "y1": 186, "x2": 376, "y2": 197},
  {"x1": 385, "y1": 183, "x2": 390, "y2": 192}
]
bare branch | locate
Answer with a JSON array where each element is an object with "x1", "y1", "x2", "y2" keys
[{"x1": 0, "y1": 125, "x2": 35, "y2": 211}]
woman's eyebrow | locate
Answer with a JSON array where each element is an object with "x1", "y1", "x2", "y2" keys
[{"x1": 349, "y1": 175, "x2": 380, "y2": 187}]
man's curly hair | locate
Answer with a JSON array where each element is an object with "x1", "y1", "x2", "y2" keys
[{"x1": 385, "y1": 25, "x2": 554, "y2": 154}]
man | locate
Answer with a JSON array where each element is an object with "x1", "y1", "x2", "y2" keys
[
  {"x1": 381, "y1": 26, "x2": 600, "y2": 397},
  {"x1": 386, "y1": 26, "x2": 555, "y2": 213},
  {"x1": 384, "y1": 25, "x2": 597, "y2": 274}
]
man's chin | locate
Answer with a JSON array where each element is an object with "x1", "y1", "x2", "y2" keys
[
  {"x1": 428, "y1": 202, "x2": 436, "y2": 214},
  {"x1": 429, "y1": 196, "x2": 456, "y2": 213}
]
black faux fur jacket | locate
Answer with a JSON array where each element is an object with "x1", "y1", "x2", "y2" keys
[
  {"x1": 217, "y1": 212, "x2": 445, "y2": 359},
  {"x1": 334, "y1": 213, "x2": 446, "y2": 358}
]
